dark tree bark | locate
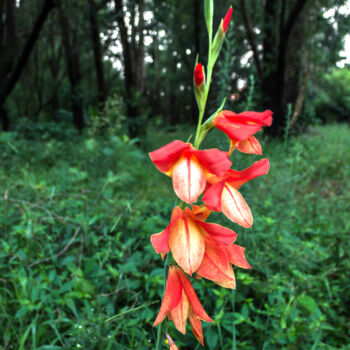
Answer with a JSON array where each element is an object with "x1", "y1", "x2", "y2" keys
[
  {"x1": 88, "y1": 0, "x2": 106, "y2": 106},
  {"x1": 57, "y1": 2, "x2": 84, "y2": 131},
  {"x1": 261, "y1": 0, "x2": 278, "y2": 114},
  {"x1": 47, "y1": 13, "x2": 61, "y2": 118},
  {"x1": 115, "y1": 0, "x2": 140, "y2": 139},
  {"x1": 137, "y1": 0, "x2": 146, "y2": 95},
  {"x1": 241, "y1": 0, "x2": 309, "y2": 136},
  {"x1": 0, "y1": 0, "x2": 4, "y2": 42},
  {"x1": 194, "y1": 0, "x2": 200, "y2": 56},
  {"x1": 240, "y1": 0, "x2": 263, "y2": 80},
  {"x1": 0, "y1": 0, "x2": 56, "y2": 130},
  {"x1": 269, "y1": 0, "x2": 309, "y2": 136},
  {"x1": 152, "y1": 31, "x2": 161, "y2": 115}
]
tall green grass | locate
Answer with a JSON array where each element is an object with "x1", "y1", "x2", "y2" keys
[{"x1": 0, "y1": 124, "x2": 349, "y2": 349}]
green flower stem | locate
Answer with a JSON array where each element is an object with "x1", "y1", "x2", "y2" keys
[
  {"x1": 231, "y1": 290, "x2": 237, "y2": 350},
  {"x1": 194, "y1": 18, "x2": 214, "y2": 149},
  {"x1": 155, "y1": 254, "x2": 171, "y2": 350},
  {"x1": 194, "y1": 61, "x2": 214, "y2": 149}
]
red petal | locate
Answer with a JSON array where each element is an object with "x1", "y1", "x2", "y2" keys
[
  {"x1": 149, "y1": 140, "x2": 190, "y2": 174},
  {"x1": 236, "y1": 136, "x2": 262, "y2": 155},
  {"x1": 177, "y1": 268, "x2": 213, "y2": 322},
  {"x1": 150, "y1": 227, "x2": 170, "y2": 255},
  {"x1": 221, "y1": 183, "x2": 253, "y2": 228},
  {"x1": 153, "y1": 266, "x2": 182, "y2": 326},
  {"x1": 150, "y1": 207, "x2": 183, "y2": 254},
  {"x1": 169, "y1": 290, "x2": 190, "y2": 334},
  {"x1": 172, "y1": 155, "x2": 206, "y2": 203},
  {"x1": 189, "y1": 311, "x2": 204, "y2": 346},
  {"x1": 226, "y1": 159, "x2": 270, "y2": 189},
  {"x1": 169, "y1": 213, "x2": 205, "y2": 275},
  {"x1": 193, "y1": 148, "x2": 232, "y2": 177},
  {"x1": 197, "y1": 221, "x2": 237, "y2": 244},
  {"x1": 226, "y1": 244, "x2": 251, "y2": 269},
  {"x1": 237, "y1": 110, "x2": 273, "y2": 126},
  {"x1": 202, "y1": 181, "x2": 225, "y2": 212},
  {"x1": 214, "y1": 112, "x2": 262, "y2": 142},
  {"x1": 196, "y1": 238, "x2": 236, "y2": 289}
]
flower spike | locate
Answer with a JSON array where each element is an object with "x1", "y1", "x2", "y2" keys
[{"x1": 149, "y1": 2, "x2": 273, "y2": 347}]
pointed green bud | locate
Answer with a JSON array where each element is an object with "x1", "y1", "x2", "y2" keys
[{"x1": 211, "y1": 7, "x2": 233, "y2": 66}]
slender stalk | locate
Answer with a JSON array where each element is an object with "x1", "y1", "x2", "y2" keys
[
  {"x1": 194, "y1": 21, "x2": 213, "y2": 149},
  {"x1": 231, "y1": 290, "x2": 237, "y2": 350},
  {"x1": 155, "y1": 255, "x2": 171, "y2": 350},
  {"x1": 218, "y1": 322, "x2": 223, "y2": 348}
]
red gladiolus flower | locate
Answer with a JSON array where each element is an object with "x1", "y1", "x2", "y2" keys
[
  {"x1": 214, "y1": 110, "x2": 273, "y2": 155},
  {"x1": 153, "y1": 266, "x2": 213, "y2": 345},
  {"x1": 151, "y1": 206, "x2": 237, "y2": 275},
  {"x1": 222, "y1": 7, "x2": 233, "y2": 33},
  {"x1": 194, "y1": 63, "x2": 205, "y2": 87},
  {"x1": 203, "y1": 159, "x2": 270, "y2": 227},
  {"x1": 149, "y1": 140, "x2": 231, "y2": 203},
  {"x1": 196, "y1": 236, "x2": 251, "y2": 289},
  {"x1": 166, "y1": 334, "x2": 179, "y2": 350}
]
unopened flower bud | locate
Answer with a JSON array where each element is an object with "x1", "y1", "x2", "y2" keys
[
  {"x1": 194, "y1": 63, "x2": 205, "y2": 87},
  {"x1": 166, "y1": 334, "x2": 179, "y2": 350},
  {"x1": 222, "y1": 7, "x2": 233, "y2": 33},
  {"x1": 194, "y1": 63, "x2": 206, "y2": 111},
  {"x1": 211, "y1": 7, "x2": 233, "y2": 65}
]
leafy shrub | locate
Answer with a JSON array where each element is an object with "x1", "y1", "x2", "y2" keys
[
  {"x1": 87, "y1": 94, "x2": 126, "y2": 136},
  {"x1": 310, "y1": 68, "x2": 350, "y2": 124}
]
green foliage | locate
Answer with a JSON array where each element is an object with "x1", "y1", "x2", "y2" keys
[
  {"x1": 87, "y1": 94, "x2": 126, "y2": 136},
  {"x1": 0, "y1": 124, "x2": 349, "y2": 348},
  {"x1": 311, "y1": 68, "x2": 350, "y2": 123}
]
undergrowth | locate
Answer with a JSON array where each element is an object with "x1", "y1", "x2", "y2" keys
[{"x1": 0, "y1": 124, "x2": 349, "y2": 349}]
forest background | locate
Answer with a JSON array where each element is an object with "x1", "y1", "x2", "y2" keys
[{"x1": 0, "y1": 0, "x2": 349, "y2": 349}]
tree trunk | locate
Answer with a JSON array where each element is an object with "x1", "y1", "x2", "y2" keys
[
  {"x1": 261, "y1": 0, "x2": 278, "y2": 115},
  {"x1": 115, "y1": 0, "x2": 140, "y2": 139},
  {"x1": 290, "y1": 45, "x2": 312, "y2": 127},
  {"x1": 240, "y1": 0, "x2": 262, "y2": 80},
  {"x1": 261, "y1": 0, "x2": 309, "y2": 137},
  {"x1": 0, "y1": 0, "x2": 55, "y2": 130},
  {"x1": 58, "y1": 2, "x2": 84, "y2": 131},
  {"x1": 88, "y1": 0, "x2": 106, "y2": 106},
  {"x1": 137, "y1": 0, "x2": 146, "y2": 95},
  {"x1": 47, "y1": 13, "x2": 61, "y2": 119}
]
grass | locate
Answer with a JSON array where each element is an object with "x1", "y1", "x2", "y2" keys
[{"x1": 0, "y1": 123, "x2": 349, "y2": 349}]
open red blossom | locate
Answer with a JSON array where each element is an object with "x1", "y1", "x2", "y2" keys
[
  {"x1": 214, "y1": 110, "x2": 273, "y2": 155},
  {"x1": 196, "y1": 236, "x2": 251, "y2": 289},
  {"x1": 222, "y1": 7, "x2": 233, "y2": 33},
  {"x1": 203, "y1": 159, "x2": 270, "y2": 227},
  {"x1": 151, "y1": 206, "x2": 237, "y2": 275},
  {"x1": 154, "y1": 266, "x2": 213, "y2": 345},
  {"x1": 194, "y1": 63, "x2": 205, "y2": 87},
  {"x1": 149, "y1": 140, "x2": 231, "y2": 203}
]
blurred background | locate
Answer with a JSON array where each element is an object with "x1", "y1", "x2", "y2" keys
[{"x1": 0, "y1": 0, "x2": 349, "y2": 349}]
